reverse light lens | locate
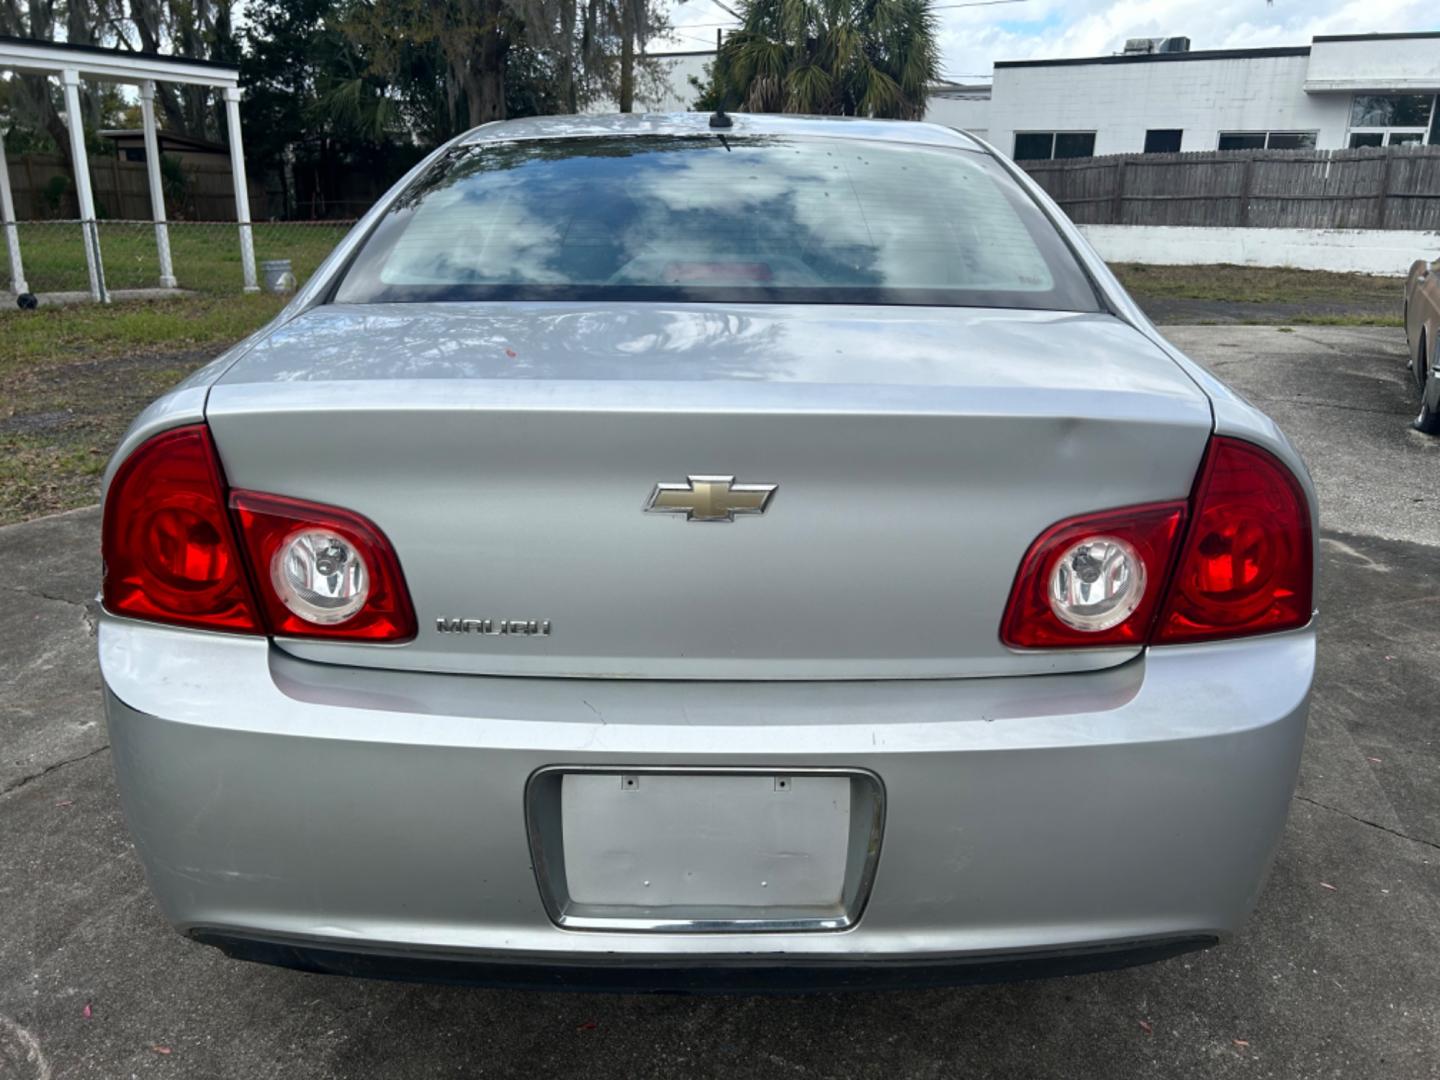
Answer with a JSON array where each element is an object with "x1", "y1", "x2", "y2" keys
[
  {"x1": 272, "y1": 529, "x2": 371, "y2": 625},
  {"x1": 102, "y1": 425, "x2": 260, "y2": 633},
  {"x1": 230, "y1": 490, "x2": 416, "y2": 641},
  {"x1": 1048, "y1": 535, "x2": 1146, "y2": 632},
  {"x1": 1001, "y1": 502, "x2": 1186, "y2": 648}
]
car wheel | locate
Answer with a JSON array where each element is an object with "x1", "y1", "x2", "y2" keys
[{"x1": 1416, "y1": 334, "x2": 1440, "y2": 435}]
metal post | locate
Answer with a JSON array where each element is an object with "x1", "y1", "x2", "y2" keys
[
  {"x1": 222, "y1": 85, "x2": 258, "y2": 293},
  {"x1": 139, "y1": 80, "x2": 176, "y2": 289},
  {"x1": 61, "y1": 69, "x2": 106, "y2": 303},
  {"x1": 0, "y1": 124, "x2": 31, "y2": 298}
]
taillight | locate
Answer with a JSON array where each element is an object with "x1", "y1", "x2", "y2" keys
[
  {"x1": 230, "y1": 491, "x2": 416, "y2": 641},
  {"x1": 1153, "y1": 437, "x2": 1313, "y2": 644},
  {"x1": 102, "y1": 424, "x2": 415, "y2": 642},
  {"x1": 102, "y1": 425, "x2": 261, "y2": 633},
  {"x1": 1001, "y1": 502, "x2": 1186, "y2": 648},
  {"x1": 1002, "y1": 436, "x2": 1312, "y2": 649}
]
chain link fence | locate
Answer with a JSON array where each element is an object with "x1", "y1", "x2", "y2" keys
[
  {"x1": 6, "y1": 221, "x2": 95, "y2": 294},
  {"x1": 3, "y1": 219, "x2": 357, "y2": 298}
]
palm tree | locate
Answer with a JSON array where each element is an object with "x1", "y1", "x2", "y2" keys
[{"x1": 703, "y1": 0, "x2": 938, "y2": 120}]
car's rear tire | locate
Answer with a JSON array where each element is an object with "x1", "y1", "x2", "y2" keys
[{"x1": 1416, "y1": 333, "x2": 1440, "y2": 435}]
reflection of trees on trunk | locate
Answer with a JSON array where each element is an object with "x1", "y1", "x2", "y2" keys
[{"x1": 246, "y1": 304, "x2": 801, "y2": 384}]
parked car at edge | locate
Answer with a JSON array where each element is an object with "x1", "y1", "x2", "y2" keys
[
  {"x1": 1405, "y1": 253, "x2": 1440, "y2": 434},
  {"x1": 98, "y1": 114, "x2": 1317, "y2": 992}
]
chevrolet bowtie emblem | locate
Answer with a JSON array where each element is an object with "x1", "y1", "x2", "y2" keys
[{"x1": 645, "y1": 475, "x2": 778, "y2": 522}]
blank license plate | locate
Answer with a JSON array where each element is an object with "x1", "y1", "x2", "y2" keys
[{"x1": 560, "y1": 773, "x2": 851, "y2": 910}]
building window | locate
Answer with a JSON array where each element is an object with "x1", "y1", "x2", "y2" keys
[
  {"x1": 1012, "y1": 133, "x2": 1053, "y2": 160},
  {"x1": 122, "y1": 148, "x2": 147, "y2": 163},
  {"x1": 1054, "y1": 133, "x2": 1096, "y2": 159},
  {"x1": 1347, "y1": 93, "x2": 1437, "y2": 147},
  {"x1": 1217, "y1": 131, "x2": 1317, "y2": 151},
  {"x1": 1351, "y1": 94, "x2": 1432, "y2": 127},
  {"x1": 1217, "y1": 132, "x2": 1265, "y2": 151},
  {"x1": 1266, "y1": 132, "x2": 1317, "y2": 151},
  {"x1": 1013, "y1": 131, "x2": 1096, "y2": 161},
  {"x1": 1144, "y1": 129, "x2": 1183, "y2": 154}
]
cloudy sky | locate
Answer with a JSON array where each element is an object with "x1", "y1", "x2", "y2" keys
[{"x1": 656, "y1": 0, "x2": 1439, "y2": 82}]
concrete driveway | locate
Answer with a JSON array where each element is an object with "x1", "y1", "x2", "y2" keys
[{"x1": 2, "y1": 325, "x2": 1438, "y2": 1079}]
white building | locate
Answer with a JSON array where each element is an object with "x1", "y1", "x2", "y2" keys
[
  {"x1": 921, "y1": 81, "x2": 992, "y2": 141},
  {"x1": 628, "y1": 31, "x2": 1440, "y2": 161},
  {"x1": 987, "y1": 31, "x2": 1440, "y2": 161},
  {"x1": 586, "y1": 50, "x2": 715, "y2": 114}
]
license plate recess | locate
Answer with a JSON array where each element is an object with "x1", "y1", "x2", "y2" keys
[{"x1": 525, "y1": 767, "x2": 884, "y2": 932}]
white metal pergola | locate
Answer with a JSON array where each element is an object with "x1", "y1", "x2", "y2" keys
[{"x1": 0, "y1": 35, "x2": 257, "y2": 303}]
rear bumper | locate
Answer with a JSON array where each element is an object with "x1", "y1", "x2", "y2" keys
[
  {"x1": 100, "y1": 618, "x2": 1312, "y2": 984},
  {"x1": 192, "y1": 929, "x2": 1218, "y2": 993}
]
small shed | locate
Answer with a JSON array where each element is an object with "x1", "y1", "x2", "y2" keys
[{"x1": 99, "y1": 128, "x2": 229, "y2": 167}]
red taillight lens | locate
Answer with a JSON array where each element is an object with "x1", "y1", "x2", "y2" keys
[
  {"x1": 1153, "y1": 437, "x2": 1313, "y2": 644},
  {"x1": 1001, "y1": 502, "x2": 1187, "y2": 648},
  {"x1": 230, "y1": 491, "x2": 416, "y2": 642},
  {"x1": 103, "y1": 425, "x2": 415, "y2": 642},
  {"x1": 1002, "y1": 436, "x2": 1313, "y2": 649},
  {"x1": 102, "y1": 425, "x2": 261, "y2": 633}
]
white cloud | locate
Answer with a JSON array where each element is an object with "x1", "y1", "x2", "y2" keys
[{"x1": 658, "y1": 0, "x2": 1439, "y2": 82}]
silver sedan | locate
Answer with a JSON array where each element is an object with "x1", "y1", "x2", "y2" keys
[{"x1": 99, "y1": 113, "x2": 1316, "y2": 991}]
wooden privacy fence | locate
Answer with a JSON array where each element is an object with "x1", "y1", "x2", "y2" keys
[
  {"x1": 1019, "y1": 145, "x2": 1440, "y2": 231},
  {"x1": 4, "y1": 152, "x2": 267, "y2": 222}
]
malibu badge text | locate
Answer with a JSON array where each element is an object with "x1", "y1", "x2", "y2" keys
[{"x1": 435, "y1": 618, "x2": 553, "y2": 637}]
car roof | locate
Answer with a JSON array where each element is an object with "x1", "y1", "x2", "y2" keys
[{"x1": 458, "y1": 112, "x2": 985, "y2": 151}]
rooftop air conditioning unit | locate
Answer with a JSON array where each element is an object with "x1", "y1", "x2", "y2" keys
[{"x1": 1123, "y1": 36, "x2": 1191, "y2": 54}]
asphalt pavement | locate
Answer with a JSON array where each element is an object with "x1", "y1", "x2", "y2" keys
[{"x1": 1, "y1": 324, "x2": 1437, "y2": 1079}]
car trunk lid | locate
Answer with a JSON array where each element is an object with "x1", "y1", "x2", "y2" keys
[{"x1": 206, "y1": 302, "x2": 1212, "y2": 680}]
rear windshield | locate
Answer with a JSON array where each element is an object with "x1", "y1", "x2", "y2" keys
[{"x1": 334, "y1": 134, "x2": 1100, "y2": 311}]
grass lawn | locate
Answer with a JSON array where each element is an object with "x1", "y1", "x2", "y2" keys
[
  {"x1": 1110, "y1": 263, "x2": 1401, "y2": 325},
  {"x1": 0, "y1": 261, "x2": 1408, "y2": 524},
  {"x1": 2, "y1": 220, "x2": 349, "y2": 522},
  {"x1": 13, "y1": 220, "x2": 353, "y2": 295},
  {"x1": 0, "y1": 293, "x2": 286, "y2": 524}
]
